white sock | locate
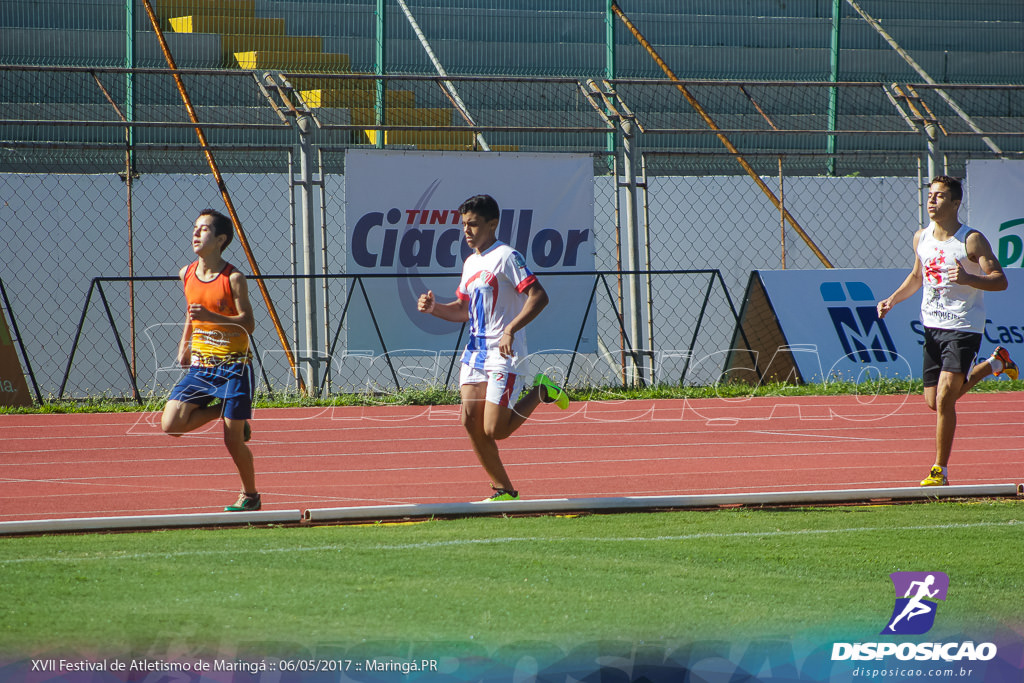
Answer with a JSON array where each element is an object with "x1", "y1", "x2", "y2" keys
[{"x1": 990, "y1": 357, "x2": 1004, "y2": 374}]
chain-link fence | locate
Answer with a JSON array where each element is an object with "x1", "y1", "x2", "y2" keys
[{"x1": 2, "y1": 65, "x2": 1023, "y2": 401}]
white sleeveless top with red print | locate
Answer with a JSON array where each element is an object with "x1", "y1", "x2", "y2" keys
[{"x1": 916, "y1": 224, "x2": 985, "y2": 332}]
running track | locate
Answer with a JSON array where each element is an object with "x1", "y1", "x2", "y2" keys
[{"x1": 1, "y1": 393, "x2": 1022, "y2": 523}]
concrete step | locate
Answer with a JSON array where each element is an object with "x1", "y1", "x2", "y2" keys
[
  {"x1": 152, "y1": 0, "x2": 255, "y2": 23},
  {"x1": 349, "y1": 107, "x2": 453, "y2": 126},
  {"x1": 300, "y1": 88, "x2": 416, "y2": 109},
  {"x1": 233, "y1": 50, "x2": 351, "y2": 71},
  {"x1": 0, "y1": 26, "x2": 223, "y2": 68},
  {"x1": 292, "y1": 76, "x2": 376, "y2": 92},
  {"x1": 219, "y1": 34, "x2": 324, "y2": 64},
  {"x1": 169, "y1": 14, "x2": 286, "y2": 35},
  {"x1": 363, "y1": 128, "x2": 475, "y2": 147}
]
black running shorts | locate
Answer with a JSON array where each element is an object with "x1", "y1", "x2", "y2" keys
[{"x1": 921, "y1": 327, "x2": 982, "y2": 388}]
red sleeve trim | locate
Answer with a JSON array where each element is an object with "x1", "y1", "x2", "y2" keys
[
  {"x1": 456, "y1": 289, "x2": 470, "y2": 301},
  {"x1": 516, "y1": 274, "x2": 538, "y2": 293}
]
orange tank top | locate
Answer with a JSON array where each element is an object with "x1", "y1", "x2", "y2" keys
[{"x1": 183, "y1": 262, "x2": 251, "y2": 366}]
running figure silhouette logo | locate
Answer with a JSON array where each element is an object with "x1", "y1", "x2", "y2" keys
[{"x1": 881, "y1": 572, "x2": 950, "y2": 635}]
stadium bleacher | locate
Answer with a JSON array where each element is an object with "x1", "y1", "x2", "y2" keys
[
  {"x1": 1, "y1": 0, "x2": 1021, "y2": 79},
  {"x1": 1, "y1": 0, "x2": 1021, "y2": 157}
]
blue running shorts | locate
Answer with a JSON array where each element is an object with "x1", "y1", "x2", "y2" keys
[{"x1": 168, "y1": 363, "x2": 254, "y2": 420}]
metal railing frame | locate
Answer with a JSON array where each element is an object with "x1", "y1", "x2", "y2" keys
[
  {"x1": 58, "y1": 276, "x2": 274, "y2": 404},
  {"x1": 58, "y1": 269, "x2": 752, "y2": 403}
]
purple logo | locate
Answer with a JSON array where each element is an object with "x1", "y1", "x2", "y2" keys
[{"x1": 881, "y1": 572, "x2": 949, "y2": 635}]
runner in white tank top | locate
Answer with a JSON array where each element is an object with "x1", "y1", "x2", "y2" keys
[
  {"x1": 876, "y1": 176, "x2": 1013, "y2": 487},
  {"x1": 916, "y1": 223, "x2": 985, "y2": 332}
]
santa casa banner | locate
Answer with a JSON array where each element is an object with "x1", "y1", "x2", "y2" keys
[
  {"x1": 966, "y1": 159, "x2": 1024, "y2": 269},
  {"x1": 344, "y1": 150, "x2": 597, "y2": 354},
  {"x1": 744, "y1": 268, "x2": 1024, "y2": 383}
]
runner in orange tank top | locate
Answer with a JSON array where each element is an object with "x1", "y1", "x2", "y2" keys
[
  {"x1": 183, "y1": 260, "x2": 252, "y2": 367},
  {"x1": 161, "y1": 209, "x2": 262, "y2": 512}
]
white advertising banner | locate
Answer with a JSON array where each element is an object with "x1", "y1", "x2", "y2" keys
[
  {"x1": 344, "y1": 150, "x2": 597, "y2": 355},
  {"x1": 966, "y1": 159, "x2": 1024, "y2": 268},
  {"x1": 755, "y1": 268, "x2": 1024, "y2": 382}
]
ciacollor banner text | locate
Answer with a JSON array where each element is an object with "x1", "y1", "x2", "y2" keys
[{"x1": 344, "y1": 150, "x2": 597, "y2": 359}]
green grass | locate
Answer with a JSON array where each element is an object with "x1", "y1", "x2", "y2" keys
[
  {"x1": 2, "y1": 501, "x2": 1021, "y2": 656},
  {"x1": 7, "y1": 377, "x2": 1024, "y2": 414}
]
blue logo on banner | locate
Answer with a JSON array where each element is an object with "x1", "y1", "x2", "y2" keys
[
  {"x1": 881, "y1": 572, "x2": 949, "y2": 635},
  {"x1": 821, "y1": 281, "x2": 898, "y2": 363}
]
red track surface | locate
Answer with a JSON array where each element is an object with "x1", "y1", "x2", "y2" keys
[{"x1": 1, "y1": 393, "x2": 1022, "y2": 523}]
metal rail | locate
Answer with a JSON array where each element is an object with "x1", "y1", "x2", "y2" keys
[{"x1": 60, "y1": 270, "x2": 747, "y2": 402}]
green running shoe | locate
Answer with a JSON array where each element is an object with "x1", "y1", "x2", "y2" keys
[
  {"x1": 481, "y1": 488, "x2": 519, "y2": 502},
  {"x1": 225, "y1": 492, "x2": 261, "y2": 512},
  {"x1": 534, "y1": 373, "x2": 569, "y2": 409}
]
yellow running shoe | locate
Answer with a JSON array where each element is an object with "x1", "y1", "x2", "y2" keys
[
  {"x1": 534, "y1": 373, "x2": 570, "y2": 409},
  {"x1": 991, "y1": 346, "x2": 1018, "y2": 381},
  {"x1": 919, "y1": 466, "x2": 947, "y2": 487}
]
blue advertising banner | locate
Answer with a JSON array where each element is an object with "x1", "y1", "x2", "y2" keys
[{"x1": 750, "y1": 268, "x2": 1024, "y2": 383}]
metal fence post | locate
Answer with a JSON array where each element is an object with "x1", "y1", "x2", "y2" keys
[
  {"x1": 621, "y1": 117, "x2": 645, "y2": 386},
  {"x1": 604, "y1": 0, "x2": 616, "y2": 167},
  {"x1": 374, "y1": 0, "x2": 386, "y2": 149},
  {"x1": 827, "y1": 0, "x2": 841, "y2": 176},
  {"x1": 298, "y1": 114, "x2": 320, "y2": 393},
  {"x1": 925, "y1": 121, "x2": 940, "y2": 181}
]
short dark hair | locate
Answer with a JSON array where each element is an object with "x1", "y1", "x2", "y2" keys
[
  {"x1": 199, "y1": 208, "x2": 233, "y2": 250},
  {"x1": 458, "y1": 194, "x2": 500, "y2": 223},
  {"x1": 930, "y1": 175, "x2": 963, "y2": 202}
]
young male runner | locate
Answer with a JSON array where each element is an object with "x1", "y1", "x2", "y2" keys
[
  {"x1": 877, "y1": 176, "x2": 1016, "y2": 486},
  {"x1": 161, "y1": 209, "x2": 261, "y2": 511},
  {"x1": 417, "y1": 194, "x2": 569, "y2": 501}
]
